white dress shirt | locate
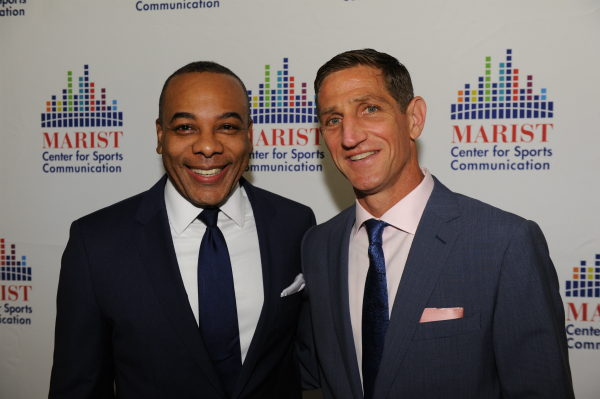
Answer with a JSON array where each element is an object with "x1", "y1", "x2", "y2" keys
[
  {"x1": 349, "y1": 168, "x2": 434, "y2": 382},
  {"x1": 164, "y1": 180, "x2": 263, "y2": 363}
]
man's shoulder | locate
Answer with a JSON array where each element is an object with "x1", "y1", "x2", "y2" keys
[
  {"x1": 76, "y1": 191, "x2": 146, "y2": 229},
  {"x1": 75, "y1": 177, "x2": 165, "y2": 230},
  {"x1": 304, "y1": 204, "x2": 354, "y2": 244},
  {"x1": 431, "y1": 176, "x2": 532, "y2": 237},
  {"x1": 455, "y1": 191, "x2": 524, "y2": 223}
]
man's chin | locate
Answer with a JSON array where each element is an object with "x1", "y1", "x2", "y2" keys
[
  {"x1": 183, "y1": 184, "x2": 237, "y2": 208},
  {"x1": 348, "y1": 178, "x2": 381, "y2": 193}
]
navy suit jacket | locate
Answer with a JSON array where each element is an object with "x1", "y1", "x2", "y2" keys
[
  {"x1": 49, "y1": 175, "x2": 316, "y2": 399},
  {"x1": 299, "y1": 177, "x2": 574, "y2": 399}
]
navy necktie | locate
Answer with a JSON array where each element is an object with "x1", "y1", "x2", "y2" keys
[
  {"x1": 197, "y1": 208, "x2": 241, "y2": 399},
  {"x1": 362, "y1": 219, "x2": 390, "y2": 399}
]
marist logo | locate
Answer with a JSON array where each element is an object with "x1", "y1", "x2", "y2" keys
[
  {"x1": 451, "y1": 49, "x2": 553, "y2": 121},
  {"x1": 0, "y1": 238, "x2": 29, "y2": 282},
  {"x1": 0, "y1": 238, "x2": 33, "y2": 325},
  {"x1": 0, "y1": 238, "x2": 32, "y2": 301},
  {"x1": 565, "y1": 255, "x2": 600, "y2": 298},
  {"x1": 41, "y1": 65, "x2": 123, "y2": 129},
  {"x1": 247, "y1": 58, "x2": 317, "y2": 125},
  {"x1": 564, "y1": 254, "x2": 600, "y2": 351},
  {"x1": 41, "y1": 64, "x2": 125, "y2": 175},
  {"x1": 449, "y1": 49, "x2": 555, "y2": 172},
  {"x1": 242, "y1": 58, "x2": 324, "y2": 173}
]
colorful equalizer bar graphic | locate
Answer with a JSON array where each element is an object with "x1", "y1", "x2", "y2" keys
[
  {"x1": 451, "y1": 49, "x2": 553, "y2": 120},
  {"x1": 248, "y1": 58, "x2": 317, "y2": 124},
  {"x1": 41, "y1": 65, "x2": 123, "y2": 128},
  {"x1": 0, "y1": 238, "x2": 30, "y2": 282},
  {"x1": 565, "y1": 255, "x2": 600, "y2": 298}
]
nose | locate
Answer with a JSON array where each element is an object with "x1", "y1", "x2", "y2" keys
[
  {"x1": 340, "y1": 115, "x2": 367, "y2": 149},
  {"x1": 191, "y1": 130, "x2": 223, "y2": 158}
]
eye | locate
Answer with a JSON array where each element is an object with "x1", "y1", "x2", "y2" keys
[
  {"x1": 219, "y1": 123, "x2": 241, "y2": 133},
  {"x1": 327, "y1": 117, "x2": 341, "y2": 126},
  {"x1": 174, "y1": 124, "x2": 196, "y2": 133},
  {"x1": 365, "y1": 105, "x2": 378, "y2": 113}
]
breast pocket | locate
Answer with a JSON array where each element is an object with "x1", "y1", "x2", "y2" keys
[{"x1": 412, "y1": 312, "x2": 481, "y2": 341}]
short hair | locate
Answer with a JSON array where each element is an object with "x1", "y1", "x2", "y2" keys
[
  {"x1": 314, "y1": 48, "x2": 414, "y2": 114},
  {"x1": 158, "y1": 61, "x2": 251, "y2": 126}
]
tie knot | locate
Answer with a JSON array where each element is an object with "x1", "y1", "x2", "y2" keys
[
  {"x1": 363, "y1": 219, "x2": 388, "y2": 245},
  {"x1": 198, "y1": 208, "x2": 220, "y2": 227}
]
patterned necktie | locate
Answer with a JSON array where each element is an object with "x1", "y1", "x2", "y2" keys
[
  {"x1": 197, "y1": 208, "x2": 241, "y2": 399},
  {"x1": 362, "y1": 218, "x2": 390, "y2": 399}
]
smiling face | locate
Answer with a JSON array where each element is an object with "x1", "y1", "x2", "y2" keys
[
  {"x1": 156, "y1": 72, "x2": 252, "y2": 208},
  {"x1": 317, "y1": 65, "x2": 425, "y2": 216}
]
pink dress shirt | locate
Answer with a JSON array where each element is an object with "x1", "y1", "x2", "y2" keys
[{"x1": 348, "y1": 168, "x2": 434, "y2": 383}]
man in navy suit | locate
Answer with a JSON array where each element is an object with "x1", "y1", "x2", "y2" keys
[
  {"x1": 298, "y1": 49, "x2": 575, "y2": 398},
  {"x1": 49, "y1": 61, "x2": 315, "y2": 398}
]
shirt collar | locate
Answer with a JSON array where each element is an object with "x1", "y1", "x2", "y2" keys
[
  {"x1": 353, "y1": 168, "x2": 434, "y2": 236},
  {"x1": 164, "y1": 179, "x2": 246, "y2": 236}
]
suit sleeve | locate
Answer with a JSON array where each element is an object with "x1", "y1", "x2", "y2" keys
[
  {"x1": 296, "y1": 222, "x2": 321, "y2": 391},
  {"x1": 493, "y1": 220, "x2": 575, "y2": 398},
  {"x1": 48, "y1": 221, "x2": 115, "y2": 399}
]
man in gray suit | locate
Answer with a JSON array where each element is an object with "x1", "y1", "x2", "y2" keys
[{"x1": 298, "y1": 49, "x2": 574, "y2": 398}]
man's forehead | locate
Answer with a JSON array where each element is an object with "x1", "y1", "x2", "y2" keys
[
  {"x1": 318, "y1": 79, "x2": 393, "y2": 117},
  {"x1": 167, "y1": 72, "x2": 244, "y2": 96},
  {"x1": 323, "y1": 65, "x2": 384, "y2": 86},
  {"x1": 319, "y1": 66, "x2": 388, "y2": 100},
  {"x1": 164, "y1": 73, "x2": 246, "y2": 108},
  {"x1": 162, "y1": 72, "x2": 249, "y2": 125}
]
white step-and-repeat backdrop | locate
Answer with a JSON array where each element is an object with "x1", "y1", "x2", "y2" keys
[{"x1": 1, "y1": 0, "x2": 599, "y2": 397}]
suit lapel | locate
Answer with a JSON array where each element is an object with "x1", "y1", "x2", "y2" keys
[
  {"x1": 231, "y1": 179, "x2": 280, "y2": 398},
  {"x1": 328, "y1": 206, "x2": 364, "y2": 399},
  {"x1": 132, "y1": 176, "x2": 226, "y2": 398},
  {"x1": 373, "y1": 177, "x2": 461, "y2": 399}
]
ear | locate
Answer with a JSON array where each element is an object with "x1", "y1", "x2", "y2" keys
[
  {"x1": 406, "y1": 96, "x2": 427, "y2": 140},
  {"x1": 156, "y1": 118, "x2": 164, "y2": 154}
]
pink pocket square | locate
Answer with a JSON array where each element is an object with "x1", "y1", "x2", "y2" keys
[{"x1": 420, "y1": 307, "x2": 464, "y2": 323}]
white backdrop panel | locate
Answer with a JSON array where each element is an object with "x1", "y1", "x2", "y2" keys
[{"x1": 1, "y1": 1, "x2": 599, "y2": 397}]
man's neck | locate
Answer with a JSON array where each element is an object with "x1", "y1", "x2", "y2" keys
[{"x1": 356, "y1": 167, "x2": 425, "y2": 218}]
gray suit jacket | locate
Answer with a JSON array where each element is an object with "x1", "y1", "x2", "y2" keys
[{"x1": 298, "y1": 177, "x2": 574, "y2": 399}]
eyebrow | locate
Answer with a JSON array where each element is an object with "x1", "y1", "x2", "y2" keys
[
  {"x1": 217, "y1": 112, "x2": 244, "y2": 123},
  {"x1": 318, "y1": 94, "x2": 392, "y2": 117},
  {"x1": 352, "y1": 95, "x2": 390, "y2": 105},
  {"x1": 169, "y1": 111, "x2": 244, "y2": 124},
  {"x1": 169, "y1": 112, "x2": 196, "y2": 124}
]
